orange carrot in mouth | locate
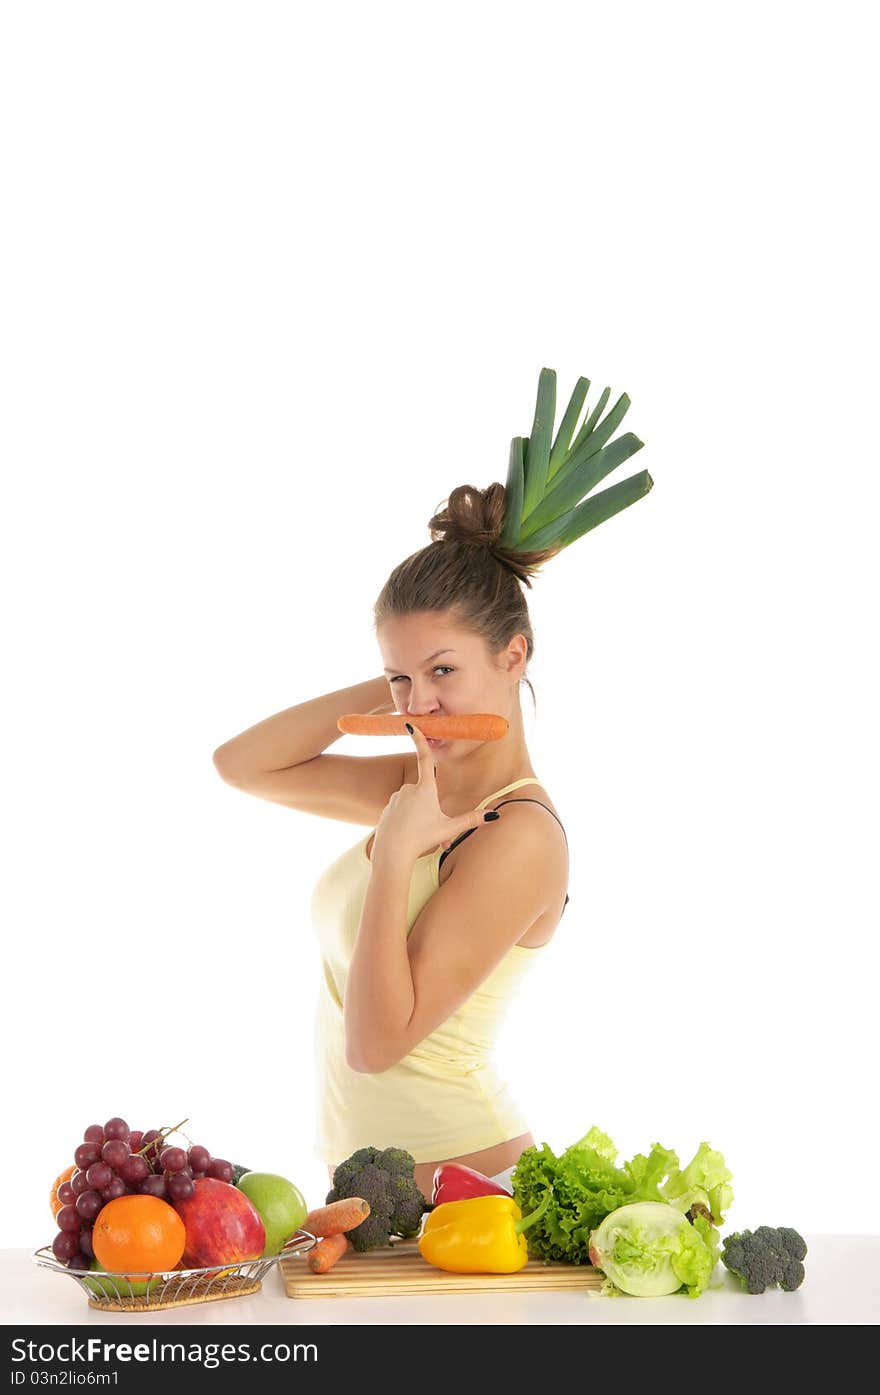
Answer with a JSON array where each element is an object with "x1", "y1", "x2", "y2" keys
[{"x1": 337, "y1": 713, "x2": 508, "y2": 741}]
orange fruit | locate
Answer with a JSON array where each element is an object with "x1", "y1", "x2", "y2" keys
[
  {"x1": 50, "y1": 1165, "x2": 77, "y2": 1222},
  {"x1": 92, "y1": 1195, "x2": 186, "y2": 1277}
]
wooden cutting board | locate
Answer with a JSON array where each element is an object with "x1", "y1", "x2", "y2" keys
[{"x1": 280, "y1": 1235, "x2": 603, "y2": 1298}]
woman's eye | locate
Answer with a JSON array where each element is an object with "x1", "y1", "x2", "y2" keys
[{"x1": 390, "y1": 666, "x2": 454, "y2": 684}]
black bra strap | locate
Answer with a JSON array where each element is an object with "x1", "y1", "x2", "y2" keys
[
  {"x1": 491, "y1": 797, "x2": 569, "y2": 845},
  {"x1": 438, "y1": 798, "x2": 570, "y2": 908}
]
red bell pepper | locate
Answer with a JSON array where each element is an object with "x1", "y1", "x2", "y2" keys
[{"x1": 431, "y1": 1162, "x2": 513, "y2": 1206}]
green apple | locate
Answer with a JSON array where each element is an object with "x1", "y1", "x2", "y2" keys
[
  {"x1": 235, "y1": 1172, "x2": 308, "y2": 1257},
  {"x1": 82, "y1": 1258, "x2": 155, "y2": 1298}
]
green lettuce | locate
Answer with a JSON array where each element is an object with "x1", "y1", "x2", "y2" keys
[
  {"x1": 510, "y1": 1126, "x2": 732, "y2": 1267},
  {"x1": 659, "y1": 1141, "x2": 734, "y2": 1225},
  {"x1": 589, "y1": 1202, "x2": 721, "y2": 1298}
]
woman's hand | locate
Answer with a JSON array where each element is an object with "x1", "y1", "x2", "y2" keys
[{"x1": 370, "y1": 722, "x2": 499, "y2": 865}]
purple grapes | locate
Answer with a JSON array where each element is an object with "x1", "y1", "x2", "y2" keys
[
  {"x1": 118, "y1": 1153, "x2": 149, "y2": 1186},
  {"x1": 56, "y1": 1205, "x2": 81, "y2": 1233},
  {"x1": 102, "y1": 1139, "x2": 130, "y2": 1170},
  {"x1": 70, "y1": 1169, "x2": 89, "y2": 1197},
  {"x1": 206, "y1": 1158, "x2": 233, "y2": 1183},
  {"x1": 138, "y1": 1174, "x2": 168, "y2": 1200},
  {"x1": 85, "y1": 1162, "x2": 112, "y2": 1191},
  {"x1": 187, "y1": 1145, "x2": 210, "y2": 1173},
  {"x1": 74, "y1": 1190, "x2": 103, "y2": 1222},
  {"x1": 166, "y1": 1172, "x2": 195, "y2": 1202},
  {"x1": 74, "y1": 1141, "x2": 101, "y2": 1171},
  {"x1": 159, "y1": 1147, "x2": 187, "y2": 1174},
  {"x1": 52, "y1": 1231, "x2": 80, "y2": 1262}
]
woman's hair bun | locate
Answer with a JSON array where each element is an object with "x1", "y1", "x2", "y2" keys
[
  {"x1": 427, "y1": 483, "x2": 506, "y2": 549},
  {"x1": 426, "y1": 481, "x2": 561, "y2": 588}
]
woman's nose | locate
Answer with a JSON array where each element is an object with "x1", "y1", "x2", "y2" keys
[{"x1": 406, "y1": 696, "x2": 441, "y2": 715}]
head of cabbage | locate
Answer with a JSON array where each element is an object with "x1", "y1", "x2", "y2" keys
[{"x1": 589, "y1": 1201, "x2": 721, "y2": 1298}]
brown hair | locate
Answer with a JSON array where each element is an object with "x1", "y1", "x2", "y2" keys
[{"x1": 373, "y1": 483, "x2": 564, "y2": 714}]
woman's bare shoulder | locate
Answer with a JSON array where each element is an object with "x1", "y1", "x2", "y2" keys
[{"x1": 488, "y1": 781, "x2": 565, "y2": 824}]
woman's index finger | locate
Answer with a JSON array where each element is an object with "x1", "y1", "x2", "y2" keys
[{"x1": 405, "y1": 721, "x2": 436, "y2": 780}]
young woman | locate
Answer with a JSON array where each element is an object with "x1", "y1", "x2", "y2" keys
[
  {"x1": 212, "y1": 483, "x2": 572, "y2": 1203},
  {"x1": 213, "y1": 365, "x2": 650, "y2": 1205}
]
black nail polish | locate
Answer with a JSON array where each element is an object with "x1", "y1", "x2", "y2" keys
[
  {"x1": 484, "y1": 810, "x2": 500, "y2": 821},
  {"x1": 405, "y1": 722, "x2": 413, "y2": 734}
]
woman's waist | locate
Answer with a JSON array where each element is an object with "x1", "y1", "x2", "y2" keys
[
  {"x1": 316, "y1": 1054, "x2": 528, "y2": 1154},
  {"x1": 316, "y1": 984, "x2": 504, "y2": 1068},
  {"x1": 334, "y1": 1031, "x2": 495, "y2": 1075}
]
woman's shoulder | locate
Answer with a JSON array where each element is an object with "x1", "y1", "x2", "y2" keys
[
  {"x1": 488, "y1": 780, "x2": 564, "y2": 824},
  {"x1": 449, "y1": 778, "x2": 570, "y2": 943}
]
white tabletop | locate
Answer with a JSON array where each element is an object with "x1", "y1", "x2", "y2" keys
[{"x1": 5, "y1": 1237, "x2": 878, "y2": 1326}]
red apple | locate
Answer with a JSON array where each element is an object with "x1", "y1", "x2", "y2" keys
[{"x1": 172, "y1": 1177, "x2": 266, "y2": 1268}]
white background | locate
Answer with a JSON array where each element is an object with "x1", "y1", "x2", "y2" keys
[{"x1": 2, "y1": 0, "x2": 878, "y2": 1252}]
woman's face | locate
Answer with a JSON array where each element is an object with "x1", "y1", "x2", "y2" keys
[{"x1": 377, "y1": 612, "x2": 526, "y2": 756}]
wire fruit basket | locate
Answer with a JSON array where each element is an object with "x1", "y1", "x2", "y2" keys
[{"x1": 33, "y1": 1230, "x2": 317, "y2": 1312}]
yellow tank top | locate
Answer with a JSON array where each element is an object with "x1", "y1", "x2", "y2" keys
[{"x1": 309, "y1": 777, "x2": 553, "y2": 1166}]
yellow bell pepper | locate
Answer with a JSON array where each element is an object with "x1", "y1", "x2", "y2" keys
[{"x1": 418, "y1": 1188, "x2": 553, "y2": 1274}]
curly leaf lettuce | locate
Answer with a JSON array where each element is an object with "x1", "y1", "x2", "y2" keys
[
  {"x1": 511, "y1": 1127, "x2": 732, "y2": 1267},
  {"x1": 659, "y1": 1141, "x2": 734, "y2": 1225}
]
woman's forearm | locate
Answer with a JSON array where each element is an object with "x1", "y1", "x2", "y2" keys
[
  {"x1": 212, "y1": 675, "x2": 391, "y2": 781},
  {"x1": 344, "y1": 846, "x2": 417, "y2": 1073}
]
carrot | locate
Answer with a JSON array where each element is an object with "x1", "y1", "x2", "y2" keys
[
  {"x1": 304, "y1": 1196, "x2": 370, "y2": 1237},
  {"x1": 337, "y1": 713, "x2": 508, "y2": 742},
  {"x1": 308, "y1": 1233, "x2": 351, "y2": 1274}
]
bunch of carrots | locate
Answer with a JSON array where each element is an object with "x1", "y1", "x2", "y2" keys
[{"x1": 303, "y1": 1196, "x2": 370, "y2": 1274}]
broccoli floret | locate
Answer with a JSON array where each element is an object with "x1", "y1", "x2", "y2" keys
[
  {"x1": 378, "y1": 1146, "x2": 417, "y2": 1177},
  {"x1": 774, "y1": 1226, "x2": 808, "y2": 1262},
  {"x1": 721, "y1": 1226, "x2": 808, "y2": 1293},
  {"x1": 346, "y1": 1212, "x2": 401, "y2": 1253},
  {"x1": 325, "y1": 1145, "x2": 429, "y2": 1252},
  {"x1": 389, "y1": 1174, "x2": 428, "y2": 1237},
  {"x1": 327, "y1": 1163, "x2": 394, "y2": 1222},
  {"x1": 331, "y1": 1146, "x2": 381, "y2": 1193}
]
